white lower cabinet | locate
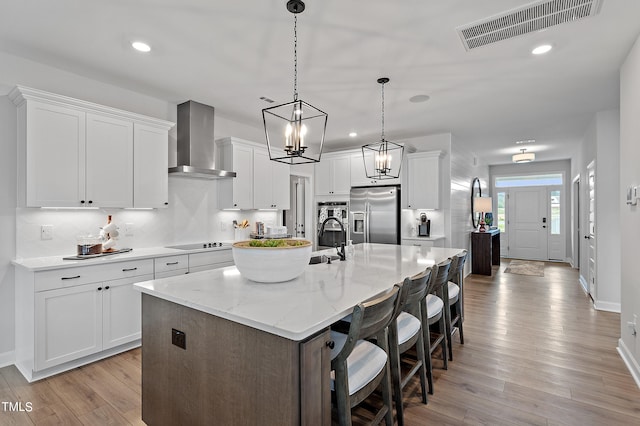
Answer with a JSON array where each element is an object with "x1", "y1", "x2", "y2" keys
[
  {"x1": 401, "y1": 238, "x2": 445, "y2": 248},
  {"x1": 154, "y1": 255, "x2": 189, "y2": 278},
  {"x1": 188, "y1": 250, "x2": 234, "y2": 273},
  {"x1": 102, "y1": 276, "x2": 146, "y2": 350},
  {"x1": 16, "y1": 258, "x2": 153, "y2": 381},
  {"x1": 34, "y1": 274, "x2": 151, "y2": 371},
  {"x1": 35, "y1": 283, "x2": 103, "y2": 371}
]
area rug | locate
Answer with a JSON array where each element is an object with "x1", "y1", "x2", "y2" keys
[{"x1": 504, "y1": 259, "x2": 545, "y2": 277}]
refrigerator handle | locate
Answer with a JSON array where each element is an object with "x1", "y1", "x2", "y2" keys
[{"x1": 365, "y1": 202, "x2": 370, "y2": 243}]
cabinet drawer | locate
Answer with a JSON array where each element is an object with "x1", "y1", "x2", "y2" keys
[
  {"x1": 154, "y1": 269, "x2": 189, "y2": 279},
  {"x1": 154, "y1": 255, "x2": 189, "y2": 274},
  {"x1": 34, "y1": 259, "x2": 154, "y2": 292},
  {"x1": 189, "y1": 250, "x2": 234, "y2": 269}
]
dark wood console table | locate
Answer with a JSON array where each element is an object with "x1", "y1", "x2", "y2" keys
[{"x1": 471, "y1": 229, "x2": 500, "y2": 275}]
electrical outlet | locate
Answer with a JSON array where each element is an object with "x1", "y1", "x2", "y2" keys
[
  {"x1": 124, "y1": 223, "x2": 134, "y2": 237},
  {"x1": 220, "y1": 222, "x2": 227, "y2": 232},
  {"x1": 41, "y1": 225, "x2": 53, "y2": 240},
  {"x1": 172, "y1": 328, "x2": 186, "y2": 349}
]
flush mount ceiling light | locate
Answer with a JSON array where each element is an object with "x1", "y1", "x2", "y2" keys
[
  {"x1": 262, "y1": 0, "x2": 327, "y2": 165},
  {"x1": 513, "y1": 148, "x2": 535, "y2": 163},
  {"x1": 532, "y1": 44, "x2": 552, "y2": 55},
  {"x1": 131, "y1": 41, "x2": 151, "y2": 52},
  {"x1": 349, "y1": 132, "x2": 358, "y2": 138},
  {"x1": 361, "y1": 78, "x2": 404, "y2": 180}
]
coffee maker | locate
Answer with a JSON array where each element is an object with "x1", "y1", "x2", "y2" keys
[{"x1": 418, "y1": 213, "x2": 431, "y2": 237}]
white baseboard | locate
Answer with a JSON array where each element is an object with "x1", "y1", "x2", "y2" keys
[
  {"x1": 578, "y1": 275, "x2": 589, "y2": 294},
  {"x1": 0, "y1": 350, "x2": 15, "y2": 368},
  {"x1": 618, "y1": 338, "x2": 640, "y2": 390},
  {"x1": 594, "y1": 300, "x2": 621, "y2": 313}
]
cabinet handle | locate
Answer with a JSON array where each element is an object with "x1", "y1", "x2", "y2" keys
[
  {"x1": 88, "y1": 200, "x2": 93, "y2": 204},
  {"x1": 104, "y1": 286, "x2": 110, "y2": 290},
  {"x1": 97, "y1": 287, "x2": 102, "y2": 291},
  {"x1": 61, "y1": 275, "x2": 80, "y2": 280},
  {"x1": 122, "y1": 267, "x2": 138, "y2": 272},
  {"x1": 80, "y1": 200, "x2": 85, "y2": 204},
  {"x1": 164, "y1": 202, "x2": 169, "y2": 205},
  {"x1": 166, "y1": 261, "x2": 179, "y2": 265},
  {"x1": 326, "y1": 340, "x2": 335, "y2": 349}
]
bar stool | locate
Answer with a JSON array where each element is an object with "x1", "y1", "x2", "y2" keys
[
  {"x1": 330, "y1": 283, "x2": 403, "y2": 426},
  {"x1": 425, "y1": 258, "x2": 452, "y2": 393},
  {"x1": 388, "y1": 269, "x2": 432, "y2": 426},
  {"x1": 446, "y1": 250, "x2": 468, "y2": 361}
]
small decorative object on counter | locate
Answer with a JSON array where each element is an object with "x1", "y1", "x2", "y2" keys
[
  {"x1": 234, "y1": 219, "x2": 251, "y2": 241},
  {"x1": 77, "y1": 234, "x2": 102, "y2": 256},
  {"x1": 100, "y1": 215, "x2": 120, "y2": 252}
]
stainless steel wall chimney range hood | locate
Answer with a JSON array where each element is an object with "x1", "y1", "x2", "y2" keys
[{"x1": 168, "y1": 100, "x2": 236, "y2": 179}]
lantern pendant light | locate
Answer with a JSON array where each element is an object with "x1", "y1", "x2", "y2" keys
[
  {"x1": 362, "y1": 77, "x2": 404, "y2": 179},
  {"x1": 262, "y1": 0, "x2": 327, "y2": 165}
]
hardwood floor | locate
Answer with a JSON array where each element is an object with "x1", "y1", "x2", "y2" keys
[{"x1": 2, "y1": 260, "x2": 639, "y2": 425}]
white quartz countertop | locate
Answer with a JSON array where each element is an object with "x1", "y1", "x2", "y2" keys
[
  {"x1": 134, "y1": 243, "x2": 464, "y2": 341},
  {"x1": 12, "y1": 244, "x2": 233, "y2": 271}
]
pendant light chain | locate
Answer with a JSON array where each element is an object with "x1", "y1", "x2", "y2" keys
[
  {"x1": 380, "y1": 81, "x2": 385, "y2": 142},
  {"x1": 293, "y1": 14, "x2": 298, "y2": 101}
]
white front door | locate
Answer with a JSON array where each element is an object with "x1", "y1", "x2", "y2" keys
[{"x1": 508, "y1": 186, "x2": 548, "y2": 260}]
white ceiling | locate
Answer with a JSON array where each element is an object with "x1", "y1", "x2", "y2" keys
[{"x1": 1, "y1": 0, "x2": 639, "y2": 165}]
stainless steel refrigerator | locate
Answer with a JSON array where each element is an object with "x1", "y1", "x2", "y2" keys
[{"x1": 350, "y1": 186, "x2": 400, "y2": 245}]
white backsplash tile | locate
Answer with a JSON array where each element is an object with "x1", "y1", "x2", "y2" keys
[{"x1": 15, "y1": 176, "x2": 279, "y2": 258}]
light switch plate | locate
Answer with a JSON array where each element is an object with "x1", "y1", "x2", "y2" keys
[{"x1": 124, "y1": 223, "x2": 134, "y2": 236}]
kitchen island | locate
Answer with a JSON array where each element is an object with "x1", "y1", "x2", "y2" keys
[{"x1": 134, "y1": 243, "x2": 463, "y2": 426}]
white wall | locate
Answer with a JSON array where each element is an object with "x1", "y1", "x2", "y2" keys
[
  {"x1": 0, "y1": 96, "x2": 17, "y2": 365},
  {"x1": 450, "y1": 138, "x2": 490, "y2": 274},
  {"x1": 619, "y1": 33, "x2": 640, "y2": 384},
  {"x1": 0, "y1": 51, "x2": 274, "y2": 365},
  {"x1": 595, "y1": 110, "x2": 621, "y2": 311}
]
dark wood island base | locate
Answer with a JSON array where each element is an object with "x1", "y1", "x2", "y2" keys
[{"x1": 141, "y1": 294, "x2": 331, "y2": 426}]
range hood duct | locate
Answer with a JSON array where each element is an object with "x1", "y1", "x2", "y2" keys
[{"x1": 168, "y1": 100, "x2": 236, "y2": 179}]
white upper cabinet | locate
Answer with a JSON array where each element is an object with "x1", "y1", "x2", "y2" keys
[
  {"x1": 10, "y1": 86, "x2": 173, "y2": 208},
  {"x1": 315, "y1": 154, "x2": 351, "y2": 196},
  {"x1": 216, "y1": 138, "x2": 254, "y2": 209},
  {"x1": 21, "y1": 101, "x2": 87, "y2": 207},
  {"x1": 86, "y1": 113, "x2": 134, "y2": 207},
  {"x1": 134, "y1": 123, "x2": 169, "y2": 208},
  {"x1": 350, "y1": 152, "x2": 402, "y2": 187},
  {"x1": 404, "y1": 150, "x2": 443, "y2": 210},
  {"x1": 253, "y1": 148, "x2": 290, "y2": 210}
]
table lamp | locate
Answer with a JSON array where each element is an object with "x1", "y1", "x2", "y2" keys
[{"x1": 474, "y1": 197, "x2": 493, "y2": 232}]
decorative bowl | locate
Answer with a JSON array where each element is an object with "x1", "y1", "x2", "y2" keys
[{"x1": 232, "y1": 239, "x2": 312, "y2": 283}]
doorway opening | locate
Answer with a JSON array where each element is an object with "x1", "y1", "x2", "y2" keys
[{"x1": 494, "y1": 173, "x2": 566, "y2": 261}]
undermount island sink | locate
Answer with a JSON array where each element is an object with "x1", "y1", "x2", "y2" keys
[{"x1": 309, "y1": 255, "x2": 340, "y2": 264}]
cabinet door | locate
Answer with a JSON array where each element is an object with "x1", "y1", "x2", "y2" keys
[
  {"x1": 314, "y1": 160, "x2": 333, "y2": 196},
  {"x1": 25, "y1": 101, "x2": 86, "y2": 207},
  {"x1": 134, "y1": 123, "x2": 169, "y2": 208},
  {"x1": 86, "y1": 113, "x2": 134, "y2": 207},
  {"x1": 406, "y1": 154, "x2": 440, "y2": 209},
  {"x1": 102, "y1": 274, "x2": 152, "y2": 350},
  {"x1": 331, "y1": 156, "x2": 351, "y2": 195},
  {"x1": 350, "y1": 152, "x2": 370, "y2": 187},
  {"x1": 253, "y1": 148, "x2": 272, "y2": 209},
  {"x1": 271, "y1": 159, "x2": 290, "y2": 209},
  {"x1": 35, "y1": 283, "x2": 102, "y2": 370},
  {"x1": 232, "y1": 144, "x2": 254, "y2": 209}
]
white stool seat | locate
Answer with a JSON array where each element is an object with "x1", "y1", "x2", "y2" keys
[
  {"x1": 448, "y1": 282, "x2": 460, "y2": 300},
  {"x1": 330, "y1": 331, "x2": 388, "y2": 396},
  {"x1": 396, "y1": 312, "x2": 421, "y2": 345},
  {"x1": 426, "y1": 293, "x2": 444, "y2": 319}
]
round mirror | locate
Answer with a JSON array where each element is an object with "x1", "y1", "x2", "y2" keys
[{"x1": 471, "y1": 177, "x2": 482, "y2": 228}]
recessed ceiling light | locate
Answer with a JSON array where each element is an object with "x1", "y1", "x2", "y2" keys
[
  {"x1": 349, "y1": 132, "x2": 357, "y2": 138},
  {"x1": 532, "y1": 44, "x2": 552, "y2": 55},
  {"x1": 409, "y1": 94, "x2": 430, "y2": 103},
  {"x1": 515, "y1": 139, "x2": 536, "y2": 144},
  {"x1": 131, "y1": 41, "x2": 151, "y2": 53}
]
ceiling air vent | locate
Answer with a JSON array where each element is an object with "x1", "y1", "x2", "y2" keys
[{"x1": 456, "y1": 0, "x2": 603, "y2": 51}]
